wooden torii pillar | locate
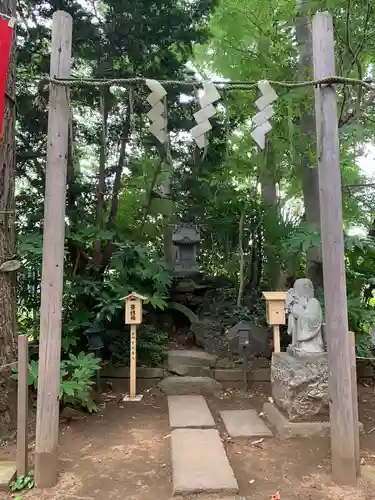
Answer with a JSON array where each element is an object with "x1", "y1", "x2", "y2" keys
[
  {"x1": 35, "y1": 11, "x2": 72, "y2": 488},
  {"x1": 312, "y1": 11, "x2": 360, "y2": 485}
]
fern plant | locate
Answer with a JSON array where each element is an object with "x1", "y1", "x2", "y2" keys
[{"x1": 12, "y1": 352, "x2": 101, "y2": 412}]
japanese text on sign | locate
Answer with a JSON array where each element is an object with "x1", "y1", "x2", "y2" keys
[{"x1": 130, "y1": 303, "x2": 136, "y2": 321}]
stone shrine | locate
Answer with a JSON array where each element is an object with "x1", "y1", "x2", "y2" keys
[
  {"x1": 172, "y1": 224, "x2": 201, "y2": 277},
  {"x1": 270, "y1": 278, "x2": 329, "y2": 423}
]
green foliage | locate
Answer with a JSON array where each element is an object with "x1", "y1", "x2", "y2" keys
[
  {"x1": 279, "y1": 223, "x2": 375, "y2": 355},
  {"x1": 281, "y1": 224, "x2": 321, "y2": 256},
  {"x1": 10, "y1": 473, "x2": 34, "y2": 493},
  {"x1": 12, "y1": 353, "x2": 101, "y2": 413},
  {"x1": 17, "y1": 230, "x2": 171, "y2": 353},
  {"x1": 345, "y1": 236, "x2": 375, "y2": 355},
  {"x1": 109, "y1": 326, "x2": 169, "y2": 367},
  {"x1": 13, "y1": 0, "x2": 375, "y2": 369},
  {"x1": 14, "y1": 0, "x2": 214, "y2": 367}
]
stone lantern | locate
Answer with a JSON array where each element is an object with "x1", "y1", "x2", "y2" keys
[{"x1": 172, "y1": 224, "x2": 201, "y2": 277}]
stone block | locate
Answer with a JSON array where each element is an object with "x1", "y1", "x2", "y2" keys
[
  {"x1": 357, "y1": 361, "x2": 374, "y2": 379},
  {"x1": 263, "y1": 402, "x2": 330, "y2": 439},
  {"x1": 271, "y1": 352, "x2": 329, "y2": 422},
  {"x1": 214, "y1": 369, "x2": 243, "y2": 382},
  {"x1": 226, "y1": 322, "x2": 271, "y2": 357},
  {"x1": 220, "y1": 409, "x2": 272, "y2": 437},
  {"x1": 0, "y1": 461, "x2": 16, "y2": 491},
  {"x1": 214, "y1": 367, "x2": 270, "y2": 382},
  {"x1": 100, "y1": 366, "x2": 164, "y2": 378},
  {"x1": 251, "y1": 357, "x2": 270, "y2": 368},
  {"x1": 361, "y1": 465, "x2": 375, "y2": 483},
  {"x1": 136, "y1": 367, "x2": 164, "y2": 378},
  {"x1": 168, "y1": 350, "x2": 217, "y2": 368},
  {"x1": 263, "y1": 402, "x2": 364, "y2": 439},
  {"x1": 171, "y1": 429, "x2": 239, "y2": 494},
  {"x1": 168, "y1": 395, "x2": 215, "y2": 428},
  {"x1": 158, "y1": 376, "x2": 222, "y2": 396},
  {"x1": 190, "y1": 319, "x2": 228, "y2": 357},
  {"x1": 166, "y1": 364, "x2": 189, "y2": 376},
  {"x1": 250, "y1": 367, "x2": 270, "y2": 381},
  {"x1": 168, "y1": 364, "x2": 213, "y2": 377}
]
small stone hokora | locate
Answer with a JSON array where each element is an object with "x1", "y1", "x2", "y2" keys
[{"x1": 285, "y1": 278, "x2": 324, "y2": 355}]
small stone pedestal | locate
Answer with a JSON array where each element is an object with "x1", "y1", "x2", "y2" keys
[{"x1": 263, "y1": 352, "x2": 330, "y2": 438}]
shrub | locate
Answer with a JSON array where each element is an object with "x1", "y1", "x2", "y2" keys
[
  {"x1": 12, "y1": 351, "x2": 101, "y2": 412},
  {"x1": 109, "y1": 325, "x2": 169, "y2": 367}
]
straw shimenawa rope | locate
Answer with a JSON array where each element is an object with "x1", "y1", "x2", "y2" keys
[{"x1": 40, "y1": 75, "x2": 375, "y2": 92}]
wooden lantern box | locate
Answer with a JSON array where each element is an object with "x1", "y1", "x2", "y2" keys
[
  {"x1": 262, "y1": 291, "x2": 288, "y2": 353},
  {"x1": 262, "y1": 291, "x2": 288, "y2": 326}
]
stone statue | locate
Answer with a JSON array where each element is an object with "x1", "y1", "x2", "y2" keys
[{"x1": 285, "y1": 278, "x2": 324, "y2": 356}]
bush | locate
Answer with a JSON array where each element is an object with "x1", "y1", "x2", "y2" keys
[
  {"x1": 108, "y1": 325, "x2": 169, "y2": 367},
  {"x1": 12, "y1": 351, "x2": 101, "y2": 412},
  {"x1": 17, "y1": 237, "x2": 172, "y2": 358}
]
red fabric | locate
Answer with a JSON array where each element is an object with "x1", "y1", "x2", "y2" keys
[{"x1": 0, "y1": 19, "x2": 13, "y2": 138}]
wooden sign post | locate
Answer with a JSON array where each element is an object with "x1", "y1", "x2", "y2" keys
[
  {"x1": 262, "y1": 291, "x2": 288, "y2": 353},
  {"x1": 123, "y1": 292, "x2": 146, "y2": 402}
]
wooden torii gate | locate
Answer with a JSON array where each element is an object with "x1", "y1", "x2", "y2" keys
[{"x1": 34, "y1": 9, "x2": 359, "y2": 488}]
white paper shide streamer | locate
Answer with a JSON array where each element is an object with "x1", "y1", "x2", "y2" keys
[
  {"x1": 191, "y1": 81, "x2": 221, "y2": 149},
  {"x1": 251, "y1": 80, "x2": 278, "y2": 150},
  {"x1": 145, "y1": 79, "x2": 167, "y2": 143}
]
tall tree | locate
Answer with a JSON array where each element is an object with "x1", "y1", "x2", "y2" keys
[
  {"x1": 261, "y1": 140, "x2": 281, "y2": 288},
  {"x1": 295, "y1": 0, "x2": 323, "y2": 290},
  {"x1": 195, "y1": 0, "x2": 375, "y2": 289},
  {"x1": 0, "y1": 0, "x2": 17, "y2": 439}
]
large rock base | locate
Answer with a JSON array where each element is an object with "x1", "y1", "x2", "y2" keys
[
  {"x1": 271, "y1": 352, "x2": 329, "y2": 422},
  {"x1": 263, "y1": 402, "x2": 364, "y2": 440},
  {"x1": 263, "y1": 402, "x2": 330, "y2": 439}
]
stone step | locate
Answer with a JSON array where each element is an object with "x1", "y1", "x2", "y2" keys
[
  {"x1": 168, "y1": 349, "x2": 217, "y2": 369},
  {"x1": 166, "y1": 364, "x2": 213, "y2": 377},
  {"x1": 158, "y1": 376, "x2": 221, "y2": 396},
  {"x1": 168, "y1": 395, "x2": 215, "y2": 428},
  {"x1": 166, "y1": 365, "x2": 270, "y2": 382},
  {"x1": 220, "y1": 409, "x2": 273, "y2": 438},
  {"x1": 171, "y1": 428, "x2": 239, "y2": 495}
]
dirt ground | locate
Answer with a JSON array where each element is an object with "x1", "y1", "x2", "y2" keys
[{"x1": 2, "y1": 382, "x2": 375, "y2": 500}]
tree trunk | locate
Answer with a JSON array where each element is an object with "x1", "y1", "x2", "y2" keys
[
  {"x1": 260, "y1": 139, "x2": 281, "y2": 288},
  {"x1": 237, "y1": 210, "x2": 245, "y2": 306},
  {"x1": 369, "y1": 218, "x2": 375, "y2": 238},
  {"x1": 0, "y1": 0, "x2": 17, "y2": 440},
  {"x1": 296, "y1": 0, "x2": 323, "y2": 291},
  {"x1": 161, "y1": 99, "x2": 175, "y2": 268},
  {"x1": 96, "y1": 91, "x2": 108, "y2": 229}
]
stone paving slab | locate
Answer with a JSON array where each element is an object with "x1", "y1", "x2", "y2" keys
[
  {"x1": 220, "y1": 409, "x2": 273, "y2": 438},
  {"x1": 0, "y1": 461, "x2": 16, "y2": 491},
  {"x1": 158, "y1": 376, "x2": 221, "y2": 395},
  {"x1": 362, "y1": 465, "x2": 375, "y2": 483},
  {"x1": 171, "y1": 428, "x2": 239, "y2": 495},
  {"x1": 168, "y1": 395, "x2": 215, "y2": 428}
]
